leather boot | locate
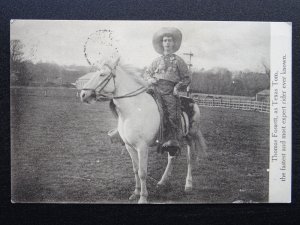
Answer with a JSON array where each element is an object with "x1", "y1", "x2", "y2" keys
[
  {"x1": 162, "y1": 140, "x2": 180, "y2": 156},
  {"x1": 162, "y1": 127, "x2": 180, "y2": 156}
]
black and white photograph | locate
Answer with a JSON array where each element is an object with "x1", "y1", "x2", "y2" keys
[{"x1": 10, "y1": 20, "x2": 291, "y2": 204}]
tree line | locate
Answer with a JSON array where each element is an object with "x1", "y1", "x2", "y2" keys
[
  {"x1": 11, "y1": 39, "x2": 270, "y2": 96},
  {"x1": 10, "y1": 40, "x2": 92, "y2": 86},
  {"x1": 188, "y1": 67, "x2": 270, "y2": 96}
]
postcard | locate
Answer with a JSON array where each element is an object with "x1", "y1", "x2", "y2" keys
[{"x1": 10, "y1": 20, "x2": 291, "y2": 203}]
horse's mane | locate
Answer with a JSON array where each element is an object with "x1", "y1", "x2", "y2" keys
[
  {"x1": 119, "y1": 63, "x2": 148, "y2": 87},
  {"x1": 108, "y1": 62, "x2": 148, "y2": 119}
]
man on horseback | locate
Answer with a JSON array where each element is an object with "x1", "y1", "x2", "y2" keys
[
  {"x1": 144, "y1": 27, "x2": 191, "y2": 152},
  {"x1": 81, "y1": 27, "x2": 207, "y2": 203}
]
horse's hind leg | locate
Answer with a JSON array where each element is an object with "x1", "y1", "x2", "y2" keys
[
  {"x1": 157, "y1": 153, "x2": 175, "y2": 188},
  {"x1": 185, "y1": 144, "x2": 193, "y2": 192},
  {"x1": 126, "y1": 144, "x2": 141, "y2": 201}
]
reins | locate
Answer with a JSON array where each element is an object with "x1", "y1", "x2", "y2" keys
[{"x1": 112, "y1": 86, "x2": 147, "y2": 99}]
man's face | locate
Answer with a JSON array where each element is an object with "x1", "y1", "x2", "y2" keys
[{"x1": 162, "y1": 36, "x2": 174, "y2": 53}]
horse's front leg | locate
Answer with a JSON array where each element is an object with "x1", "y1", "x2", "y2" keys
[
  {"x1": 137, "y1": 143, "x2": 149, "y2": 204},
  {"x1": 157, "y1": 153, "x2": 175, "y2": 188},
  {"x1": 126, "y1": 144, "x2": 141, "y2": 201}
]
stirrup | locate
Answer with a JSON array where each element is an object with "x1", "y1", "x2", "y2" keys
[
  {"x1": 166, "y1": 146, "x2": 180, "y2": 156},
  {"x1": 162, "y1": 140, "x2": 180, "y2": 148}
]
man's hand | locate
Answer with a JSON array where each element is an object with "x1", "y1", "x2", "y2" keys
[
  {"x1": 173, "y1": 82, "x2": 182, "y2": 96},
  {"x1": 173, "y1": 86, "x2": 179, "y2": 96},
  {"x1": 147, "y1": 77, "x2": 158, "y2": 85}
]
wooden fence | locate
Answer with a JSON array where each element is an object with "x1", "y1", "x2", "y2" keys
[
  {"x1": 11, "y1": 86, "x2": 270, "y2": 113},
  {"x1": 10, "y1": 86, "x2": 79, "y2": 98},
  {"x1": 192, "y1": 96, "x2": 270, "y2": 113}
]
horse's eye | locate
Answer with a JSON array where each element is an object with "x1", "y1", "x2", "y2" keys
[{"x1": 99, "y1": 73, "x2": 105, "y2": 77}]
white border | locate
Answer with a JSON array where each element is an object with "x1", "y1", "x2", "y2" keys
[{"x1": 269, "y1": 22, "x2": 292, "y2": 203}]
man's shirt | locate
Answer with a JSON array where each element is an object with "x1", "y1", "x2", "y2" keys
[{"x1": 145, "y1": 54, "x2": 191, "y2": 88}]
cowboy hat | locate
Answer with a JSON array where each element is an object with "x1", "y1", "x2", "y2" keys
[{"x1": 152, "y1": 27, "x2": 182, "y2": 55}]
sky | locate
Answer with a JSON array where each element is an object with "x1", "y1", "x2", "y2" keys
[{"x1": 10, "y1": 20, "x2": 270, "y2": 72}]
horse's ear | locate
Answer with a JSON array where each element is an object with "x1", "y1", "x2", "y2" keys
[
  {"x1": 113, "y1": 56, "x2": 121, "y2": 69},
  {"x1": 106, "y1": 56, "x2": 121, "y2": 72}
]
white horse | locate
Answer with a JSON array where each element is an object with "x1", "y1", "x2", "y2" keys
[{"x1": 80, "y1": 60, "x2": 207, "y2": 203}]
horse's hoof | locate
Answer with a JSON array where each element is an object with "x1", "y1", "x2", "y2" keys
[
  {"x1": 129, "y1": 193, "x2": 139, "y2": 201},
  {"x1": 138, "y1": 197, "x2": 148, "y2": 204},
  {"x1": 184, "y1": 186, "x2": 193, "y2": 193}
]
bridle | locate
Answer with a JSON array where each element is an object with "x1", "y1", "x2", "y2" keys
[{"x1": 82, "y1": 63, "x2": 147, "y2": 101}]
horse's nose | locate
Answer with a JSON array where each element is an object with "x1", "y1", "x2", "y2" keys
[{"x1": 82, "y1": 93, "x2": 85, "y2": 98}]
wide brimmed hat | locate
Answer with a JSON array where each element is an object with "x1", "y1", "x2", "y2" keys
[{"x1": 152, "y1": 27, "x2": 182, "y2": 54}]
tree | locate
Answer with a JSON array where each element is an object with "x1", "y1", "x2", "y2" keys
[
  {"x1": 10, "y1": 39, "x2": 25, "y2": 75},
  {"x1": 262, "y1": 61, "x2": 270, "y2": 89},
  {"x1": 10, "y1": 40, "x2": 29, "y2": 85},
  {"x1": 10, "y1": 40, "x2": 24, "y2": 65},
  {"x1": 262, "y1": 62, "x2": 270, "y2": 78}
]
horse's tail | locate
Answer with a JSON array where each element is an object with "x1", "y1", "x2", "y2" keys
[{"x1": 189, "y1": 103, "x2": 208, "y2": 163}]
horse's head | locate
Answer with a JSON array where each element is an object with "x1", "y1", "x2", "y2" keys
[
  {"x1": 80, "y1": 57, "x2": 149, "y2": 103},
  {"x1": 80, "y1": 64, "x2": 116, "y2": 104}
]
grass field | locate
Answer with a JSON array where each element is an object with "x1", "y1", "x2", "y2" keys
[{"x1": 11, "y1": 87, "x2": 269, "y2": 203}]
